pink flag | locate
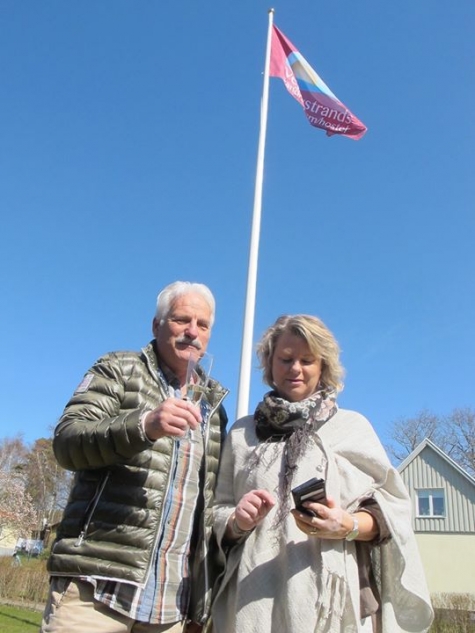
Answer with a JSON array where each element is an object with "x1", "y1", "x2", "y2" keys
[{"x1": 270, "y1": 25, "x2": 367, "y2": 140}]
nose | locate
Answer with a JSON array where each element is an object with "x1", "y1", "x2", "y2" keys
[
  {"x1": 288, "y1": 360, "x2": 302, "y2": 374},
  {"x1": 185, "y1": 320, "x2": 199, "y2": 338}
]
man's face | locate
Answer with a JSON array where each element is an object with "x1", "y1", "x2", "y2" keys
[{"x1": 153, "y1": 292, "x2": 212, "y2": 383}]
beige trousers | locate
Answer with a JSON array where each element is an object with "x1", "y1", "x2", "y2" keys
[{"x1": 40, "y1": 577, "x2": 187, "y2": 633}]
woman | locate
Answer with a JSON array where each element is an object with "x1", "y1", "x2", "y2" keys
[{"x1": 211, "y1": 315, "x2": 433, "y2": 633}]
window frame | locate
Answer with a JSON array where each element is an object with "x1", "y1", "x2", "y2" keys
[{"x1": 415, "y1": 487, "x2": 446, "y2": 518}]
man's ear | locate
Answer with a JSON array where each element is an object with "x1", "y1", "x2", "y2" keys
[{"x1": 152, "y1": 317, "x2": 160, "y2": 338}]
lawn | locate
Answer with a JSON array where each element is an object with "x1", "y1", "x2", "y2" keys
[{"x1": 0, "y1": 604, "x2": 42, "y2": 632}]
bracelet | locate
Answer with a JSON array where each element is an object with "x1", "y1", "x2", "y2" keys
[
  {"x1": 345, "y1": 515, "x2": 359, "y2": 541},
  {"x1": 232, "y1": 516, "x2": 252, "y2": 537}
]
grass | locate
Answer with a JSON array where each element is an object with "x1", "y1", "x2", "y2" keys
[{"x1": 0, "y1": 604, "x2": 42, "y2": 632}]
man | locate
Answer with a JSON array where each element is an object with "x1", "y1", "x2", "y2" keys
[{"x1": 41, "y1": 281, "x2": 228, "y2": 633}]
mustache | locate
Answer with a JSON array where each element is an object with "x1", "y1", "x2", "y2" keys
[{"x1": 175, "y1": 335, "x2": 202, "y2": 351}]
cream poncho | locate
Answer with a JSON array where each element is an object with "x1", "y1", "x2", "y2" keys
[{"x1": 211, "y1": 408, "x2": 433, "y2": 633}]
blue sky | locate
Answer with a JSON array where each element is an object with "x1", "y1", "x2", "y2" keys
[{"x1": 1, "y1": 1, "x2": 473, "y2": 453}]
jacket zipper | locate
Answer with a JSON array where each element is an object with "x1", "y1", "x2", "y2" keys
[
  {"x1": 74, "y1": 471, "x2": 111, "y2": 547},
  {"x1": 138, "y1": 352, "x2": 175, "y2": 587},
  {"x1": 199, "y1": 389, "x2": 228, "y2": 618}
]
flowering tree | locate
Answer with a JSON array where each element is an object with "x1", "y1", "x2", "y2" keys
[
  {"x1": 0, "y1": 471, "x2": 37, "y2": 542},
  {"x1": 22, "y1": 437, "x2": 72, "y2": 529},
  {"x1": 0, "y1": 435, "x2": 72, "y2": 538}
]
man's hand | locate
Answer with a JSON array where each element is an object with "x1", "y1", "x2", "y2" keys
[{"x1": 143, "y1": 398, "x2": 202, "y2": 440}]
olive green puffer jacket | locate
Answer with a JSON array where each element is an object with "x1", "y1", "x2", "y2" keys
[{"x1": 48, "y1": 341, "x2": 228, "y2": 624}]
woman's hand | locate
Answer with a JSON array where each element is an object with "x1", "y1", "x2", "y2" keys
[
  {"x1": 291, "y1": 495, "x2": 354, "y2": 540},
  {"x1": 291, "y1": 495, "x2": 379, "y2": 541},
  {"x1": 226, "y1": 489, "x2": 276, "y2": 539}
]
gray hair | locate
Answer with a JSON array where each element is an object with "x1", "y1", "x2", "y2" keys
[
  {"x1": 256, "y1": 314, "x2": 345, "y2": 393},
  {"x1": 155, "y1": 281, "x2": 216, "y2": 326}
]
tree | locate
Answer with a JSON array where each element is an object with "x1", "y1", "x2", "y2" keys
[
  {"x1": 0, "y1": 435, "x2": 28, "y2": 473},
  {"x1": 387, "y1": 407, "x2": 475, "y2": 476},
  {"x1": 0, "y1": 471, "x2": 37, "y2": 543},
  {"x1": 442, "y1": 407, "x2": 475, "y2": 476},
  {"x1": 0, "y1": 435, "x2": 72, "y2": 538},
  {"x1": 22, "y1": 438, "x2": 72, "y2": 530}
]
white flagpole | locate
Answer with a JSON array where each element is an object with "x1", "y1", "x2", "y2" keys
[{"x1": 236, "y1": 8, "x2": 275, "y2": 420}]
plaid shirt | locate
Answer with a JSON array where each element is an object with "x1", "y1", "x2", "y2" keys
[{"x1": 84, "y1": 374, "x2": 208, "y2": 624}]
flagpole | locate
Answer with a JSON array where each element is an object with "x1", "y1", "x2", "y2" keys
[{"x1": 236, "y1": 8, "x2": 274, "y2": 420}]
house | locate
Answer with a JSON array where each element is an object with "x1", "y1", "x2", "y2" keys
[{"x1": 397, "y1": 438, "x2": 475, "y2": 595}]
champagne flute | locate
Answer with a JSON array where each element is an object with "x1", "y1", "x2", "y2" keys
[{"x1": 184, "y1": 351, "x2": 213, "y2": 406}]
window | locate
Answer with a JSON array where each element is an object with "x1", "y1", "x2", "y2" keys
[{"x1": 417, "y1": 489, "x2": 445, "y2": 517}]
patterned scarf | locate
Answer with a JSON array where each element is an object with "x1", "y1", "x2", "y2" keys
[{"x1": 253, "y1": 389, "x2": 338, "y2": 526}]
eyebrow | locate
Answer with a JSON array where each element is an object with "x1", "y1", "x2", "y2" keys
[{"x1": 170, "y1": 314, "x2": 210, "y2": 326}]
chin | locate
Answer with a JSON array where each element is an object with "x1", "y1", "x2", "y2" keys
[
  {"x1": 288, "y1": 390, "x2": 312, "y2": 402},
  {"x1": 282, "y1": 392, "x2": 301, "y2": 403}
]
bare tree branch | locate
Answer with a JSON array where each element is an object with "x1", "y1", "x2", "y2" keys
[{"x1": 387, "y1": 407, "x2": 475, "y2": 476}]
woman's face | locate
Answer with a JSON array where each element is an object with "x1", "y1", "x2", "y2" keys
[{"x1": 271, "y1": 331, "x2": 322, "y2": 402}]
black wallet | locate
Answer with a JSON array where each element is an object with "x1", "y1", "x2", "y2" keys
[{"x1": 291, "y1": 477, "x2": 326, "y2": 517}]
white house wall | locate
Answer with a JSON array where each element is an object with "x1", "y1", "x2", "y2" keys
[{"x1": 415, "y1": 533, "x2": 475, "y2": 594}]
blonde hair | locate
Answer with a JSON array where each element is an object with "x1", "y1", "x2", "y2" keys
[{"x1": 256, "y1": 314, "x2": 345, "y2": 393}]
